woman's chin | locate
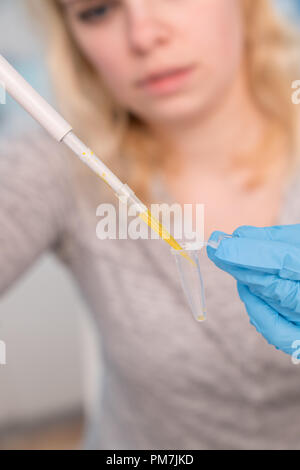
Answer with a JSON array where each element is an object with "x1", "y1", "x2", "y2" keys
[{"x1": 142, "y1": 99, "x2": 209, "y2": 128}]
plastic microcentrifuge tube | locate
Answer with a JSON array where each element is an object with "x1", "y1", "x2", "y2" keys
[{"x1": 171, "y1": 235, "x2": 232, "y2": 322}]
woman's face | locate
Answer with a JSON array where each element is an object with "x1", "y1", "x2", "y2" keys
[{"x1": 60, "y1": 0, "x2": 245, "y2": 126}]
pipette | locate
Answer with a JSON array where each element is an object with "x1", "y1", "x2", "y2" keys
[{"x1": 0, "y1": 54, "x2": 191, "y2": 259}]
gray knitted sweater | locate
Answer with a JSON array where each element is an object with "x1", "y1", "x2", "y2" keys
[{"x1": 1, "y1": 129, "x2": 300, "y2": 450}]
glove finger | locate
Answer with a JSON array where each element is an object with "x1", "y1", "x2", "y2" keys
[
  {"x1": 214, "y1": 237, "x2": 300, "y2": 280},
  {"x1": 209, "y1": 242, "x2": 300, "y2": 319},
  {"x1": 246, "y1": 275, "x2": 300, "y2": 315},
  {"x1": 237, "y1": 282, "x2": 300, "y2": 356},
  {"x1": 206, "y1": 230, "x2": 233, "y2": 269},
  {"x1": 233, "y1": 224, "x2": 300, "y2": 247},
  {"x1": 255, "y1": 294, "x2": 300, "y2": 324},
  {"x1": 210, "y1": 261, "x2": 300, "y2": 315}
]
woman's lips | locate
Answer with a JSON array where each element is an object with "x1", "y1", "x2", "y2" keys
[{"x1": 137, "y1": 65, "x2": 196, "y2": 96}]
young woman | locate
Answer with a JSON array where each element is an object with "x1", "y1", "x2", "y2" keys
[{"x1": 1, "y1": 0, "x2": 300, "y2": 449}]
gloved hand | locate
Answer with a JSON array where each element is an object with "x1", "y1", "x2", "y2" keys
[{"x1": 207, "y1": 224, "x2": 300, "y2": 356}]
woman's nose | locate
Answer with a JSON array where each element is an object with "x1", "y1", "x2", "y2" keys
[{"x1": 126, "y1": 5, "x2": 170, "y2": 54}]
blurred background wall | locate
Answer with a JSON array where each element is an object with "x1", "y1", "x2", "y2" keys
[
  {"x1": 0, "y1": 0, "x2": 101, "y2": 448},
  {"x1": 0, "y1": 0, "x2": 299, "y2": 449}
]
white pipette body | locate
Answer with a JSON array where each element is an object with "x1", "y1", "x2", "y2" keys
[
  {"x1": 0, "y1": 54, "x2": 147, "y2": 213},
  {"x1": 63, "y1": 131, "x2": 147, "y2": 212},
  {"x1": 0, "y1": 54, "x2": 72, "y2": 142}
]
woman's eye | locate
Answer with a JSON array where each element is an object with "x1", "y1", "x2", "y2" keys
[{"x1": 77, "y1": 3, "x2": 114, "y2": 23}]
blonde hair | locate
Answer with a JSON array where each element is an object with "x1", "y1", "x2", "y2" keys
[{"x1": 28, "y1": 0, "x2": 300, "y2": 202}]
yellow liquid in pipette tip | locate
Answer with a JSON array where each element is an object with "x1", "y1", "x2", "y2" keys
[
  {"x1": 139, "y1": 209, "x2": 196, "y2": 266},
  {"x1": 81, "y1": 149, "x2": 195, "y2": 265}
]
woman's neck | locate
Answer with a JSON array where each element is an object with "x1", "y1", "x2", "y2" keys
[{"x1": 148, "y1": 67, "x2": 270, "y2": 177}]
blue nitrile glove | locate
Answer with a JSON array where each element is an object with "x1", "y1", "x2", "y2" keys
[{"x1": 207, "y1": 224, "x2": 300, "y2": 356}]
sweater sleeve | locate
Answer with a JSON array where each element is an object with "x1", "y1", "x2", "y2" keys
[{"x1": 0, "y1": 129, "x2": 75, "y2": 296}]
